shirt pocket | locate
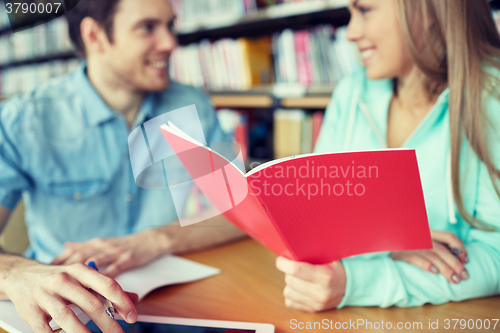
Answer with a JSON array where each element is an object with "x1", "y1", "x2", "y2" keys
[{"x1": 45, "y1": 179, "x2": 111, "y2": 201}]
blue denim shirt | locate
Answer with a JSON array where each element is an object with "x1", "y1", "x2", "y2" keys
[{"x1": 0, "y1": 63, "x2": 230, "y2": 264}]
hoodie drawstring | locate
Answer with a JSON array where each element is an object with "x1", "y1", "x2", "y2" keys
[
  {"x1": 447, "y1": 151, "x2": 457, "y2": 224},
  {"x1": 359, "y1": 103, "x2": 387, "y2": 148},
  {"x1": 343, "y1": 88, "x2": 359, "y2": 151}
]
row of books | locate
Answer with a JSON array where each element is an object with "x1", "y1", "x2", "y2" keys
[
  {"x1": 169, "y1": 25, "x2": 359, "y2": 90},
  {"x1": 169, "y1": 36, "x2": 273, "y2": 90},
  {"x1": 0, "y1": 59, "x2": 81, "y2": 96},
  {"x1": 171, "y1": 0, "x2": 348, "y2": 33},
  {"x1": 0, "y1": 18, "x2": 74, "y2": 65},
  {"x1": 273, "y1": 26, "x2": 360, "y2": 85},
  {"x1": 215, "y1": 108, "x2": 325, "y2": 163},
  {"x1": 171, "y1": 0, "x2": 257, "y2": 30},
  {"x1": 274, "y1": 109, "x2": 323, "y2": 158},
  {"x1": 257, "y1": 0, "x2": 329, "y2": 6}
]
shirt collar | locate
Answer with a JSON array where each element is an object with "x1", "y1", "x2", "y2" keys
[
  {"x1": 132, "y1": 93, "x2": 156, "y2": 129},
  {"x1": 75, "y1": 62, "x2": 156, "y2": 128},
  {"x1": 75, "y1": 62, "x2": 117, "y2": 127}
]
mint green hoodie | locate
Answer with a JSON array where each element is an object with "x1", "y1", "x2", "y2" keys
[{"x1": 314, "y1": 68, "x2": 500, "y2": 308}]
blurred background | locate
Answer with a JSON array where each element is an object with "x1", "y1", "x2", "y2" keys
[{"x1": 0, "y1": 0, "x2": 499, "y2": 167}]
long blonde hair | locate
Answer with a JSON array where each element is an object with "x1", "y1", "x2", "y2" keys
[{"x1": 397, "y1": 0, "x2": 500, "y2": 231}]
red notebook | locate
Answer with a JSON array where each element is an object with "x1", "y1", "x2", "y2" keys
[{"x1": 160, "y1": 122, "x2": 432, "y2": 264}]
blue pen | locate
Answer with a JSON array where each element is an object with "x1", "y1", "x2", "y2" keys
[{"x1": 88, "y1": 261, "x2": 116, "y2": 319}]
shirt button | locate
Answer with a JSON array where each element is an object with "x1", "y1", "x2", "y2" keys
[
  {"x1": 74, "y1": 192, "x2": 82, "y2": 200},
  {"x1": 126, "y1": 195, "x2": 133, "y2": 202}
]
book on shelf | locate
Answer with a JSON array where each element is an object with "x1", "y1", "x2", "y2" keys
[
  {"x1": 273, "y1": 109, "x2": 324, "y2": 159},
  {"x1": 311, "y1": 111, "x2": 324, "y2": 148},
  {"x1": 160, "y1": 120, "x2": 432, "y2": 264},
  {"x1": 273, "y1": 26, "x2": 361, "y2": 86},
  {"x1": 274, "y1": 109, "x2": 303, "y2": 158},
  {"x1": 217, "y1": 109, "x2": 249, "y2": 161}
]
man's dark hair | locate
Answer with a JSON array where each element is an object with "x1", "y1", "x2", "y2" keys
[{"x1": 66, "y1": 0, "x2": 122, "y2": 55}]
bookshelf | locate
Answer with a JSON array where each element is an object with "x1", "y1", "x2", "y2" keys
[
  {"x1": 0, "y1": 51, "x2": 77, "y2": 70},
  {"x1": 176, "y1": 0, "x2": 350, "y2": 45},
  {"x1": 209, "y1": 84, "x2": 335, "y2": 108},
  {"x1": 210, "y1": 95, "x2": 332, "y2": 109}
]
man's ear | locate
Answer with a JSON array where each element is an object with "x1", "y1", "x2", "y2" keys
[{"x1": 80, "y1": 17, "x2": 110, "y2": 55}]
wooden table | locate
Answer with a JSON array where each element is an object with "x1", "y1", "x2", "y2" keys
[{"x1": 137, "y1": 239, "x2": 500, "y2": 332}]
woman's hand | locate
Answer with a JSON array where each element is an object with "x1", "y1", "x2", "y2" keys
[
  {"x1": 52, "y1": 229, "x2": 166, "y2": 278},
  {"x1": 2, "y1": 258, "x2": 137, "y2": 333},
  {"x1": 390, "y1": 230, "x2": 468, "y2": 284},
  {"x1": 275, "y1": 257, "x2": 346, "y2": 313}
]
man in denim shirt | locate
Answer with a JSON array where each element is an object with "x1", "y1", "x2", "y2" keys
[{"x1": 0, "y1": 0, "x2": 245, "y2": 331}]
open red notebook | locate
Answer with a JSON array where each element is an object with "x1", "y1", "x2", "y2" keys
[{"x1": 160, "y1": 122, "x2": 432, "y2": 264}]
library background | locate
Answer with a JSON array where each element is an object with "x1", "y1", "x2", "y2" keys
[{"x1": 0, "y1": 0, "x2": 500, "y2": 169}]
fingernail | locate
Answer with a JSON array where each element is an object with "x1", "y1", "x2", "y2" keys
[
  {"x1": 464, "y1": 255, "x2": 469, "y2": 263},
  {"x1": 430, "y1": 266, "x2": 438, "y2": 273},
  {"x1": 461, "y1": 271, "x2": 469, "y2": 280},
  {"x1": 452, "y1": 274, "x2": 460, "y2": 284},
  {"x1": 451, "y1": 247, "x2": 463, "y2": 254},
  {"x1": 127, "y1": 310, "x2": 138, "y2": 323}
]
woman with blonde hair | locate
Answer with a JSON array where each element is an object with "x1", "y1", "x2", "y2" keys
[{"x1": 276, "y1": 0, "x2": 500, "y2": 311}]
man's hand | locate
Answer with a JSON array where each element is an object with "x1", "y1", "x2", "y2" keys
[
  {"x1": 390, "y1": 230, "x2": 468, "y2": 284},
  {"x1": 52, "y1": 230, "x2": 166, "y2": 278},
  {"x1": 1, "y1": 257, "x2": 137, "y2": 333},
  {"x1": 275, "y1": 257, "x2": 346, "y2": 313}
]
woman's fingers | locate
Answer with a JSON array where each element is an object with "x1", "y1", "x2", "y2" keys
[
  {"x1": 391, "y1": 252, "x2": 439, "y2": 274},
  {"x1": 283, "y1": 285, "x2": 321, "y2": 313},
  {"x1": 430, "y1": 243, "x2": 468, "y2": 282},
  {"x1": 284, "y1": 274, "x2": 329, "y2": 303},
  {"x1": 276, "y1": 256, "x2": 335, "y2": 285},
  {"x1": 276, "y1": 257, "x2": 316, "y2": 282},
  {"x1": 430, "y1": 230, "x2": 468, "y2": 263},
  {"x1": 424, "y1": 248, "x2": 461, "y2": 284},
  {"x1": 284, "y1": 298, "x2": 316, "y2": 313}
]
